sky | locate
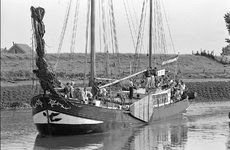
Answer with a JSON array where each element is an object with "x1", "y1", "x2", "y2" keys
[{"x1": 1, "y1": 0, "x2": 230, "y2": 55}]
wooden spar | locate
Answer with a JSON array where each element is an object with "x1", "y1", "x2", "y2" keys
[
  {"x1": 90, "y1": 0, "x2": 96, "y2": 95},
  {"x1": 149, "y1": 0, "x2": 153, "y2": 67},
  {"x1": 99, "y1": 69, "x2": 147, "y2": 89},
  {"x1": 149, "y1": 0, "x2": 153, "y2": 68},
  {"x1": 90, "y1": 0, "x2": 95, "y2": 82},
  {"x1": 95, "y1": 77, "x2": 116, "y2": 81}
]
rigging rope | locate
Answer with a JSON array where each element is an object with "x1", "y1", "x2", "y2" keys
[
  {"x1": 161, "y1": 0, "x2": 176, "y2": 54},
  {"x1": 123, "y1": 0, "x2": 136, "y2": 49},
  {"x1": 109, "y1": 0, "x2": 120, "y2": 75},
  {"x1": 152, "y1": 0, "x2": 168, "y2": 65},
  {"x1": 137, "y1": 0, "x2": 148, "y2": 71},
  {"x1": 126, "y1": 0, "x2": 138, "y2": 40},
  {"x1": 101, "y1": 0, "x2": 109, "y2": 76},
  {"x1": 152, "y1": 0, "x2": 177, "y2": 75},
  {"x1": 133, "y1": 0, "x2": 148, "y2": 73},
  {"x1": 67, "y1": 0, "x2": 80, "y2": 77},
  {"x1": 130, "y1": 0, "x2": 139, "y2": 27},
  {"x1": 108, "y1": 0, "x2": 115, "y2": 55},
  {"x1": 54, "y1": 0, "x2": 72, "y2": 71},
  {"x1": 70, "y1": 0, "x2": 80, "y2": 54},
  {"x1": 99, "y1": 0, "x2": 120, "y2": 77},
  {"x1": 83, "y1": 0, "x2": 91, "y2": 87}
]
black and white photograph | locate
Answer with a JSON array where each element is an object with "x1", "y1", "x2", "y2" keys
[{"x1": 1, "y1": 0, "x2": 230, "y2": 149}]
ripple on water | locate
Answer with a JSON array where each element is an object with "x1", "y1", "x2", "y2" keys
[{"x1": 1, "y1": 101, "x2": 230, "y2": 150}]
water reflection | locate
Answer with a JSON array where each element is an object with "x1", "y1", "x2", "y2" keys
[
  {"x1": 2, "y1": 101, "x2": 229, "y2": 150},
  {"x1": 227, "y1": 121, "x2": 230, "y2": 150},
  {"x1": 129, "y1": 117, "x2": 188, "y2": 150},
  {"x1": 33, "y1": 117, "x2": 188, "y2": 150},
  {"x1": 33, "y1": 125, "x2": 145, "y2": 150},
  {"x1": 34, "y1": 134, "x2": 104, "y2": 150}
]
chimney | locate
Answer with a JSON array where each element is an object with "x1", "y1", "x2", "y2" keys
[{"x1": 12, "y1": 42, "x2": 14, "y2": 45}]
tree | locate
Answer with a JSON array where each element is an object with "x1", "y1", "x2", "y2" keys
[
  {"x1": 224, "y1": 12, "x2": 230, "y2": 43},
  {"x1": 221, "y1": 45, "x2": 230, "y2": 56}
]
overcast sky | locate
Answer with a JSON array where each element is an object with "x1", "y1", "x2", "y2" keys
[{"x1": 1, "y1": 0, "x2": 230, "y2": 55}]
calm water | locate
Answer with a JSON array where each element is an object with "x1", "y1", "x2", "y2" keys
[{"x1": 1, "y1": 101, "x2": 230, "y2": 150}]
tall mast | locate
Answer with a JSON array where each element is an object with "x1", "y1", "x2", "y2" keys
[
  {"x1": 90, "y1": 0, "x2": 96, "y2": 93},
  {"x1": 149, "y1": 0, "x2": 153, "y2": 68}
]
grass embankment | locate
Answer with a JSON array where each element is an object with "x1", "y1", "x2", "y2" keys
[
  {"x1": 1, "y1": 53, "x2": 229, "y2": 109},
  {"x1": 1, "y1": 53, "x2": 230, "y2": 81}
]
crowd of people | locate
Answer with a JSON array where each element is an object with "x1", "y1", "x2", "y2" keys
[
  {"x1": 57, "y1": 80, "x2": 111, "y2": 105},
  {"x1": 55, "y1": 67, "x2": 187, "y2": 105},
  {"x1": 143, "y1": 67, "x2": 188, "y2": 101},
  {"x1": 56, "y1": 81, "x2": 94, "y2": 104}
]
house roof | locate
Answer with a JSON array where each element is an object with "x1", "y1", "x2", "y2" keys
[
  {"x1": 1, "y1": 48, "x2": 8, "y2": 53},
  {"x1": 8, "y1": 43, "x2": 33, "y2": 54}
]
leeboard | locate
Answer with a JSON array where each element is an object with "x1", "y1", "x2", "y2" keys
[
  {"x1": 130, "y1": 89, "x2": 171, "y2": 122},
  {"x1": 130, "y1": 95, "x2": 154, "y2": 122}
]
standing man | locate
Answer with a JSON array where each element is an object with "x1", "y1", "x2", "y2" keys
[
  {"x1": 150, "y1": 67, "x2": 157, "y2": 88},
  {"x1": 145, "y1": 67, "x2": 151, "y2": 91},
  {"x1": 64, "y1": 82, "x2": 70, "y2": 99}
]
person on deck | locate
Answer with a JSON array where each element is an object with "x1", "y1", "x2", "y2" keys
[
  {"x1": 69, "y1": 82, "x2": 74, "y2": 98},
  {"x1": 128, "y1": 79, "x2": 134, "y2": 99},
  {"x1": 86, "y1": 90, "x2": 93, "y2": 104},
  {"x1": 174, "y1": 89, "x2": 181, "y2": 101},
  {"x1": 80, "y1": 87, "x2": 89, "y2": 104},
  {"x1": 99, "y1": 87, "x2": 107, "y2": 97},
  {"x1": 64, "y1": 82, "x2": 70, "y2": 99},
  {"x1": 150, "y1": 67, "x2": 157, "y2": 88},
  {"x1": 179, "y1": 81, "x2": 186, "y2": 95},
  {"x1": 145, "y1": 67, "x2": 151, "y2": 90},
  {"x1": 73, "y1": 87, "x2": 80, "y2": 99}
]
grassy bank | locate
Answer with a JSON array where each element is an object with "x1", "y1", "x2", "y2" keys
[
  {"x1": 1, "y1": 53, "x2": 230, "y2": 81},
  {"x1": 1, "y1": 53, "x2": 229, "y2": 109},
  {"x1": 1, "y1": 80, "x2": 229, "y2": 109}
]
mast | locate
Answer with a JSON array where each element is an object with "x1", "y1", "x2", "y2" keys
[
  {"x1": 149, "y1": 0, "x2": 153, "y2": 68},
  {"x1": 90, "y1": 0, "x2": 96, "y2": 95}
]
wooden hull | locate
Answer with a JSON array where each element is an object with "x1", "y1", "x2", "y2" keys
[
  {"x1": 151, "y1": 98, "x2": 189, "y2": 121},
  {"x1": 31, "y1": 93, "x2": 189, "y2": 136},
  {"x1": 130, "y1": 89, "x2": 189, "y2": 122},
  {"x1": 31, "y1": 95, "x2": 144, "y2": 136}
]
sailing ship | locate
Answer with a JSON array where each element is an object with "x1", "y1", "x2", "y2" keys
[{"x1": 30, "y1": 0, "x2": 194, "y2": 136}]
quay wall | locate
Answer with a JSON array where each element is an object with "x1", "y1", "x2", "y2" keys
[
  {"x1": 186, "y1": 81, "x2": 230, "y2": 101},
  {"x1": 1, "y1": 81, "x2": 230, "y2": 109},
  {"x1": 1, "y1": 85, "x2": 41, "y2": 109}
]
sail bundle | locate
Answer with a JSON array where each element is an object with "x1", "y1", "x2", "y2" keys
[{"x1": 31, "y1": 6, "x2": 60, "y2": 94}]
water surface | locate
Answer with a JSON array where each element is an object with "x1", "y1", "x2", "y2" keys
[{"x1": 1, "y1": 101, "x2": 230, "y2": 150}]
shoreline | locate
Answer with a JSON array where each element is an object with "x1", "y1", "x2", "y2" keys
[
  {"x1": 1, "y1": 79, "x2": 230, "y2": 109},
  {"x1": 1, "y1": 78, "x2": 230, "y2": 87}
]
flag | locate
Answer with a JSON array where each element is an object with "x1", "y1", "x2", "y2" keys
[
  {"x1": 162, "y1": 55, "x2": 179, "y2": 65},
  {"x1": 157, "y1": 69, "x2": 165, "y2": 76}
]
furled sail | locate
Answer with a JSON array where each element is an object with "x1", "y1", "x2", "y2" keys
[{"x1": 31, "y1": 6, "x2": 60, "y2": 95}]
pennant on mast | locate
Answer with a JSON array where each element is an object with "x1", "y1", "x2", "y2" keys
[{"x1": 162, "y1": 55, "x2": 179, "y2": 66}]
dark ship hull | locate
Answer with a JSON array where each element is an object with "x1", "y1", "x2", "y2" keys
[
  {"x1": 31, "y1": 94, "x2": 144, "y2": 136},
  {"x1": 31, "y1": 93, "x2": 189, "y2": 136}
]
